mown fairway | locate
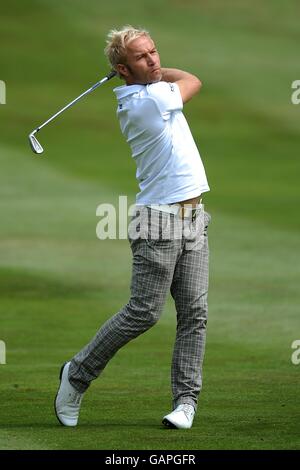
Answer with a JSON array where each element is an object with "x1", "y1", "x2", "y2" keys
[{"x1": 0, "y1": 0, "x2": 299, "y2": 450}]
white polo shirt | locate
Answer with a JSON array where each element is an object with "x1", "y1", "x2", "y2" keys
[{"x1": 113, "y1": 81, "x2": 210, "y2": 204}]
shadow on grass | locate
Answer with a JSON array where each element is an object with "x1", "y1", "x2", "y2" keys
[
  {"x1": 1, "y1": 421, "x2": 171, "y2": 431},
  {"x1": 0, "y1": 266, "x2": 102, "y2": 299}
]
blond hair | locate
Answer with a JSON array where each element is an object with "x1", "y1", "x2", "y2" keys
[{"x1": 104, "y1": 25, "x2": 150, "y2": 72}]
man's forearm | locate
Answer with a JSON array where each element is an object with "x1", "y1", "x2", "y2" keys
[{"x1": 161, "y1": 68, "x2": 198, "y2": 83}]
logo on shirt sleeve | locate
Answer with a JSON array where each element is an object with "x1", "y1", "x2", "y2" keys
[{"x1": 168, "y1": 83, "x2": 175, "y2": 92}]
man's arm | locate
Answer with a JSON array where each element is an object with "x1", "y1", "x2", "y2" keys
[{"x1": 160, "y1": 68, "x2": 202, "y2": 104}]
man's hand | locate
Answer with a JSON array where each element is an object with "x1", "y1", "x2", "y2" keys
[{"x1": 160, "y1": 68, "x2": 202, "y2": 104}]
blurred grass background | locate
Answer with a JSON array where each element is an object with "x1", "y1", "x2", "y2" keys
[{"x1": 0, "y1": 0, "x2": 299, "y2": 450}]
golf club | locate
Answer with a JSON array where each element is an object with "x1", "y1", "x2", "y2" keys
[{"x1": 29, "y1": 70, "x2": 117, "y2": 155}]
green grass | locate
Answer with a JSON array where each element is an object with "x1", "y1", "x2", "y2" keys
[{"x1": 0, "y1": 0, "x2": 300, "y2": 450}]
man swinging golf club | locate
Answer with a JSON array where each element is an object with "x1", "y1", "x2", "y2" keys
[{"x1": 55, "y1": 25, "x2": 211, "y2": 429}]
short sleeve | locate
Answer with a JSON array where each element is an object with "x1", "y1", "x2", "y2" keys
[{"x1": 146, "y1": 81, "x2": 183, "y2": 118}]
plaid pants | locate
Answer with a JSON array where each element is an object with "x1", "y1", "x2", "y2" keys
[{"x1": 69, "y1": 205, "x2": 211, "y2": 411}]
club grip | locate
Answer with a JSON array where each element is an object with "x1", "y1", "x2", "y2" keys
[{"x1": 106, "y1": 70, "x2": 117, "y2": 80}]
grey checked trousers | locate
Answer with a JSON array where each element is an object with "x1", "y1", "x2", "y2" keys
[{"x1": 69, "y1": 205, "x2": 211, "y2": 411}]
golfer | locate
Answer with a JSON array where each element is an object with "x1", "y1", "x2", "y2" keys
[{"x1": 55, "y1": 25, "x2": 211, "y2": 429}]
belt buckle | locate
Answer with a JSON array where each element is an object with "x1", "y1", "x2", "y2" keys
[{"x1": 180, "y1": 206, "x2": 197, "y2": 221}]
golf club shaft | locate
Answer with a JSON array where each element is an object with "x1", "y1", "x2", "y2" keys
[{"x1": 34, "y1": 71, "x2": 116, "y2": 134}]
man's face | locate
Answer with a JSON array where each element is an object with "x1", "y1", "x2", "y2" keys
[{"x1": 117, "y1": 35, "x2": 162, "y2": 85}]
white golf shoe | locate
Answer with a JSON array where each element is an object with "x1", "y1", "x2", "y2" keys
[
  {"x1": 162, "y1": 404, "x2": 195, "y2": 429},
  {"x1": 54, "y1": 362, "x2": 84, "y2": 427}
]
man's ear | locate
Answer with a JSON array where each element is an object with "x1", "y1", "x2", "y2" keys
[{"x1": 116, "y1": 64, "x2": 129, "y2": 79}]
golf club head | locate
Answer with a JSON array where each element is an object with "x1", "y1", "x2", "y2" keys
[{"x1": 29, "y1": 132, "x2": 44, "y2": 154}]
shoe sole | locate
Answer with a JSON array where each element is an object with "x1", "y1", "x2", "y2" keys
[
  {"x1": 54, "y1": 362, "x2": 67, "y2": 426},
  {"x1": 162, "y1": 417, "x2": 178, "y2": 429}
]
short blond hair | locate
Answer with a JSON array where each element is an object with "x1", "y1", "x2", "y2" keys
[{"x1": 104, "y1": 25, "x2": 150, "y2": 71}]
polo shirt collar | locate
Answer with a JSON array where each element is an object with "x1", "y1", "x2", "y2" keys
[{"x1": 113, "y1": 84, "x2": 144, "y2": 99}]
